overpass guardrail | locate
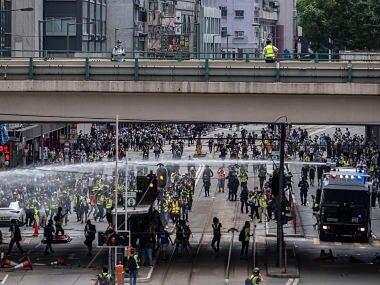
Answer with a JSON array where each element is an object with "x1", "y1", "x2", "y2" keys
[{"x1": 0, "y1": 50, "x2": 380, "y2": 83}]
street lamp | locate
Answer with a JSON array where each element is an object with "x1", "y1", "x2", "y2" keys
[
  {"x1": 66, "y1": 21, "x2": 95, "y2": 56},
  {"x1": 39, "y1": 17, "x2": 73, "y2": 57}
]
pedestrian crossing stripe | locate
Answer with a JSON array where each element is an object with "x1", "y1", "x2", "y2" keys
[
  {"x1": 23, "y1": 238, "x2": 32, "y2": 245},
  {"x1": 313, "y1": 238, "x2": 320, "y2": 245}
]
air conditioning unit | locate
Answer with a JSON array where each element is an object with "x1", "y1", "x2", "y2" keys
[
  {"x1": 96, "y1": 35, "x2": 101, "y2": 41},
  {"x1": 90, "y1": 34, "x2": 95, "y2": 40}
]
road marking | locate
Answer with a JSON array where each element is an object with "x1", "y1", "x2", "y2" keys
[
  {"x1": 258, "y1": 236, "x2": 265, "y2": 242},
  {"x1": 354, "y1": 242, "x2": 365, "y2": 248},
  {"x1": 1, "y1": 274, "x2": 8, "y2": 284},
  {"x1": 285, "y1": 278, "x2": 294, "y2": 285},
  {"x1": 23, "y1": 238, "x2": 32, "y2": 245},
  {"x1": 334, "y1": 242, "x2": 342, "y2": 246},
  {"x1": 313, "y1": 238, "x2": 320, "y2": 245},
  {"x1": 293, "y1": 278, "x2": 300, "y2": 285},
  {"x1": 372, "y1": 240, "x2": 380, "y2": 246}
]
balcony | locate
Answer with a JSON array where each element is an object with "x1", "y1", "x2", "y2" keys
[{"x1": 262, "y1": 10, "x2": 278, "y2": 21}]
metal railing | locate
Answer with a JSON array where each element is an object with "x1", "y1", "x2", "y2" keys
[
  {"x1": 2, "y1": 48, "x2": 380, "y2": 62},
  {"x1": 1, "y1": 50, "x2": 380, "y2": 83}
]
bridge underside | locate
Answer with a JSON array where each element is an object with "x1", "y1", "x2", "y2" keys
[{"x1": 0, "y1": 81, "x2": 379, "y2": 124}]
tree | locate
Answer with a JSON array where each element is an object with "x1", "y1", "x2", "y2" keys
[{"x1": 297, "y1": 0, "x2": 380, "y2": 51}]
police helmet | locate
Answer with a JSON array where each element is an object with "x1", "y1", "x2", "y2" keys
[{"x1": 253, "y1": 267, "x2": 260, "y2": 274}]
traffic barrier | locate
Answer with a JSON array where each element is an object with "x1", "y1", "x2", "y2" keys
[
  {"x1": 1, "y1": 258, "x2": 18, "y2": 268},
  {"x1": 11, "y1": 257, "x2": 32, "y2": 271},
  {"x1": 33, "y1": 221, "x2": 39, "y2": 237},
  {"x1": 116, "y1": 261, "x2": 124, "y2": 285},
  {"x1": 50, "y1": 258, "x2": 65, "y2": 266}
]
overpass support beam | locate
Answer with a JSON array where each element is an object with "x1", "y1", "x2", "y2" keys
[{"x1": 365, "y1": 126, "x2": 380, "y2": 147}]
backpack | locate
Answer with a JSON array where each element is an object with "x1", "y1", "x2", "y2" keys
[
  {"x1": 238, "y1": 228, "x2": 245, "y2": 242},
  {"x1": 128, "y1": 255, "x2": 137, "y2": 271},
  {"x1": 245, "y1": 277, "x2": 252, "y2": 285}
]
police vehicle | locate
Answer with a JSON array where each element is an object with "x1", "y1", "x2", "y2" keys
[{"x1": 316, "y1": 168, "x2": 377, "y2": 242}]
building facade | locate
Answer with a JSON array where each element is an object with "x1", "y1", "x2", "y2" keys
[
  {"x1": 107, "y1": 0, "x2": 146, "y2": 56},
  {"x1": 43, "y1": 0, "x2": 107, "y2": 55},
  {"x1": 197, "y1": 0, "x2": 221, "y2": 58},
  {"x1": 216, "y1": 0, "x2": 259, "y2": 59}
]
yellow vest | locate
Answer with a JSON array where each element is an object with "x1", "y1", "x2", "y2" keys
[
  {"x1": 106, "y1": 199, "x2": 113, "y2": 209},
  {"x1": 264, "y1": 45, "x2": 275, "y2": 58}
]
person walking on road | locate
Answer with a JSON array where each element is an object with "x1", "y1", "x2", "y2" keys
[
  {"x1": 298, "y1": 177, "x2": 309, "y2": 206},
  {"x1": 84, "y1": 219, "x2": 96, "y2": 256},
  {"x1": 54, "y1": 206, "x2": 68, "y2": 236},
  {"x1": 96, "y1": 267, "x2": 112, "y2": 285},
  {"x1": 44, "y1": 219, "x2": 55, "y2": 255},
  {"x1": 258, "y1": 165, "x2": 267, "y2": 191},
  {"x1": 240, "y1": 221, "x2": 252, "y2": 259},
  {"x1": 6, "y1": 219, "x2": 24, "y2": 256},
  {"x1": 211, "y1": 217, "x2": 222, "y2": 254},
  {"x1": 217, "y1": 166, "x2": 226, "y2": 193},
  {"x1": 203, "y1": 165, "x2": 213, "y2": 197},
  {"x1": 128, "y1": 248, "x2": 140, "y2": 285},
  {"x1": 240, "y1": 185, "x2": 249, "y2": 213}
]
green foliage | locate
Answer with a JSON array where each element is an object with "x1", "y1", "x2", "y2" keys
[{"x1": 297, "y1": 0, "x2": 380, "y2": 51}]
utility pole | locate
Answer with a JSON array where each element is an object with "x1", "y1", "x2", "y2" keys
[{"x1": 277, "y1": 123, "x2": 286, "y2": 267}]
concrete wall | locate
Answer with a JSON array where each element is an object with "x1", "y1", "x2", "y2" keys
[
  {"x1": 278, "y1": 0, "x2": 295, "y2": 54},
  {"x1": 107, "y1": 0, "x2": 134, "y2": 52},
  {"x1": 11, "y1": 0, "x2": 43, "y2": 57},
  {"x1": 0, "y1": 80, "x2": 379, "y2": 124}
]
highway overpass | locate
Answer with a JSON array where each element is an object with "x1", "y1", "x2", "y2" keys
[{"x1": 0, "y1": 59, "x2": 379, "y2": 124}]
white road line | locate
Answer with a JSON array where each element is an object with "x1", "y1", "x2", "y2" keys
[
  {"x1": 1, "y1": 274, "x2": 8, "y2": 285},
  {"x1": 285, "y1": 278, "x2": 294, "y2": 285},
  {"x1": 293, "y1": 278, "x2": 300, "y2": 285}
]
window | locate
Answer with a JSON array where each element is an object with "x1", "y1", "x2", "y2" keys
[
  {"x1": 220, "y1": 6, "x2": 227, "y2": 17},
  {"x1": 221, "y1": 27, "x2": 227, "y2": 37},
  {"x1": 234, "y1": 31, "x2": 244, "y2": 38},
  {"x1": 46, "y1": 17, "x2": 76, "y2": 35},
  {"x1": 235, "y1": 10, "x2": 244, "y2": 18}
]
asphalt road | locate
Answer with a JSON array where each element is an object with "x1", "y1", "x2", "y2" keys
[{"x1": 1, "y1": 124, "x2": 379, "y2": 285}]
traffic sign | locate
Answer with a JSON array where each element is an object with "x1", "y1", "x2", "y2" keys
[{"x1": 126, "y1": 191, "x2": 136, "y2": 207}]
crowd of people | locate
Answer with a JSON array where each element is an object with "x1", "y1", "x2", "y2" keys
[{"x1": 3, "y1": 123, "x2": 380, "y2": 285}]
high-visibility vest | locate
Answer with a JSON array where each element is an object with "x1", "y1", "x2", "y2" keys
[
  {"x1": 97, "y1": 195, "x2": 105, "y2": 206},
  {"x1": 264, "y1": 45, "x2": 275, "y2": 58},
  {"x1": 171, "y1": 201, "x2": 180, "y2": 214},
  {"x1": 250, "y1": 274, "x2": 259, "y2": 285},
  {"x1": 33, "y1": 208, "x2": 39, "y2": 220},
  {"x1": 106, "y1": 199, "x2": 113, "y2": 209},
  {"x1": 241, "y1": 174, "x2": 248, "y2": 183},
  {"x1": 132, "y1": 254, "x2": 140, "y2": 269},
  {"x1": 259, "y1": 197, "x2": 266, "y2": 207}
]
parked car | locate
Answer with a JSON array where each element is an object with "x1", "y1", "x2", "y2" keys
[{"x1": 0, "y1": 201, "x2": 26, "y2": 227}]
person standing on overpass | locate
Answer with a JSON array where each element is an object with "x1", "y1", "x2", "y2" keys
[{"x1": 263, "y1": 40, "x2": 278, "y2": 63}]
